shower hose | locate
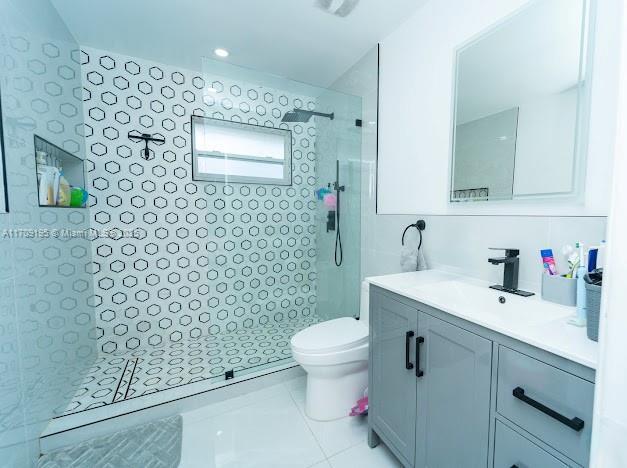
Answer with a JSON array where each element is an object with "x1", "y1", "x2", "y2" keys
[{"x1": 335, "y1": 188, "x2": 343, "y2": 267}]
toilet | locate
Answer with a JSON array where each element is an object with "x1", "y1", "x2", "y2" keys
[{"x1": 290, "y1": 282, "x2": 370, "y2": 421}]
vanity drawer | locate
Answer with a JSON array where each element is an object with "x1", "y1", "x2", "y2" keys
[
  {"x1": 494, "y1": 421, "x2": 569, "y2": 468},
  {"x1": 497, "y1": 346, "x2": 593, "y2": 466}
]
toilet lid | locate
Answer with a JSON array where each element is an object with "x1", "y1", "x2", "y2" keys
[{"x1": 291, "y1": 317, "x2": 368, "y2": 354}]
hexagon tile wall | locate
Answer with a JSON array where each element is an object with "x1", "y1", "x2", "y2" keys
[{"x1": 81, "y1": 48, "x2": 320, "y2": 354}]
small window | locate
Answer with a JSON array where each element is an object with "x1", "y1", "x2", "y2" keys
[{"x1": 191, "y1": 115, "x2": 292, "y2": 185}]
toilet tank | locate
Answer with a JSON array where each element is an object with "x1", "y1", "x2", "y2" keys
[{"x1": 359, "y1": 281, "x2": 370, "y2": 326}]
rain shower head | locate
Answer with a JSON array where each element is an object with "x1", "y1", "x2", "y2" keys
[{"x1": 281, "y1": 109, "x2": 334, "y2": 123}]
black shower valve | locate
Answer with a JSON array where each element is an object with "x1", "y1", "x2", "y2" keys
[{"x1": 326, "y1": 210, "x2": 336, "y2": 232}]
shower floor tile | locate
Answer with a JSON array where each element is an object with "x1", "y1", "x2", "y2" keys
[{"x1": 59, "y1": 315, "x2": 321, "y2": 417}]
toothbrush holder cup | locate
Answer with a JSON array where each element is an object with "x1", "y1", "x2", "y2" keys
[{"x1": 541, "y1": 274, "x2": 577, "y2": 307}]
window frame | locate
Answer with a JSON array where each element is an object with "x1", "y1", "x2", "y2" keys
[{"x1": 190, "y1": 115, "x2": 292, "y2": 186}]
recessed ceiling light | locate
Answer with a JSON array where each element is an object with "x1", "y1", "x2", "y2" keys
[{"x1": 214, "y1": 48, "x2": 229, "y2": 58}]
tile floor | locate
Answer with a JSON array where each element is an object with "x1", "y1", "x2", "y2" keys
[
  {"x1": 178, "y1": 376, "x2": 402, "y2": 468},
  {"x1": 59, "y1": 315, "x2": 321, "y2": 416}
]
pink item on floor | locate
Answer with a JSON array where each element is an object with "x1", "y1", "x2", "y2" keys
[
  {"x1": 349, "y1": 396, "x2": 368, "y2": 416},
  {"x1": 323, "y1": 193, "x2": 337, "y2": 209}
]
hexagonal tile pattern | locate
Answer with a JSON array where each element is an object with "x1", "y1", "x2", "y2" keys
[
  {"x1": 60, "y1": 314, "x2": 320, "y2": 415},
  {"x1": 81, "y1": 48, "x2": 319, "y2": 366}
]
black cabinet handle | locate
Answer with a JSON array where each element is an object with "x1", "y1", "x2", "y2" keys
[
  {"x1": 405, "y1": 331, "x2": 414, "y2": 370},
  {"x1": 415, "y1": 336, "x2": 424, "y2": 378},
  {"x1": 510, "y1": 465, "x2": 519, "y2": 468},
  {"x1": 512, "y1": 387, "x2": 584, "y2": 432}
]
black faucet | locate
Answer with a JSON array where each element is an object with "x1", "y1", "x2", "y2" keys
[{"x1": 488, "y1": 248, "x2": 534, "y2": 297}]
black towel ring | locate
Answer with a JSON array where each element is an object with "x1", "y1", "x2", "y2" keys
[{"x1": 401, "y1": 219, "x2": 426, "y2": 249}]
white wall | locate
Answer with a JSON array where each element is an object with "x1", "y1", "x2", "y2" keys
[
  {"x1": 331, "y1": 24, "x2": 608, "y2": 295},
  {"x1": 590, "y1": 2, "x2": 627, "y2": 465},
  {"x1": 377, "y1": 0, "x2": 619, "y2": 216}
]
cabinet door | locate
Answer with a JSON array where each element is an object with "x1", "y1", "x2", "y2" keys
[
  {"x1": 415, "y1": 312, "x2": 492, "y2": 468},
  {"x1": 370, "y1": 291, "x2": 419, "y2": 467}
]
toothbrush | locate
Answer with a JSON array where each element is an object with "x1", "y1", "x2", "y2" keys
[
  {"x1": 569, "y1": 242, "x2": 587, "y2": 327},
  {"x1": 561, "y1": 245, "x2": 579, "y2": 278}
]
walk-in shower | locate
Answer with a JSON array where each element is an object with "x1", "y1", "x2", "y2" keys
[{"x1": 26, "y1": 52, "x2": 364, "y2": 428}]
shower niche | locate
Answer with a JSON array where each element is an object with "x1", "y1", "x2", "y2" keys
[{"x1": 34, "y1": 135, "x2": 87, "y2": 208}]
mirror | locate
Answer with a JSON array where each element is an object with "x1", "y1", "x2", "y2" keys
[{"x1": 451, "y1": 0, "x2": 587, "y2": 203}]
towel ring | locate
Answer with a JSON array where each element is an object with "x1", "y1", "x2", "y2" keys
[{"x1": 401, "y1": 219, "x2": 426, "y2": 249}]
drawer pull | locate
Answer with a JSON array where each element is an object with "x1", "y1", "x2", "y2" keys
[
  {"x1": 415, "y1": 336, "x2": 424, "y2": 378},
  {"x1": 510, "y1": 465, "x2": 518, "y2": 468},
  {"x1": 405, "y1": 331, "x2": 414, "y2": 370},
  {"x1": 512, "y1": 386, "x2": 584, "y2": 432}
]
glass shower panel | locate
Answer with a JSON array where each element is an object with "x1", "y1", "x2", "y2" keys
[
  {"x1": 0, "y1": 1, "x2": 97, "y2": 463},
  {"x1": 199, "y1": 57, "x2": 362, "y2": 380},
  {"x1": 314, "y1": 90, "x2": 362, "y2": 322}
]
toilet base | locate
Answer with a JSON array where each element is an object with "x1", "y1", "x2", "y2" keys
[{"x1": 304, "y1": 365, "x2": 368, "y2": 421}]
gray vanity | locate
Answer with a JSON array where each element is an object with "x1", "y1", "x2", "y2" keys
[{"x1": 367, "y1": 273, "x2": 596, "y2": 468}]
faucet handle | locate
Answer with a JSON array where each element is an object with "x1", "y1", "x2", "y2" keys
[{"x1": 488, "y1": 248, "x2": 520, "y2": 257}]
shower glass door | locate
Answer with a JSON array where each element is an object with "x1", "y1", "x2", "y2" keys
[{"x1": 194, "y1": 56, "x2": 362, "y2": 381}]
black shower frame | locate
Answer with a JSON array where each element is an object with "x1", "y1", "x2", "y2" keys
[{"x1": 0, "y1": 84, "x2": 10, "y2": 213}]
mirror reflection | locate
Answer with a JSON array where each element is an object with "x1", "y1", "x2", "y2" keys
[{"x1": 451, "y1": 0, "x2": 586, "y2": 202}]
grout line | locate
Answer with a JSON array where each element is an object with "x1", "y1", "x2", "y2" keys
[
  {"x1": 181, "y1": 383, "x2": 289, "y2": 424},
  {"x1": 285, "y1": 379, "x2": 328, "y2": 465},
  {"x1": 283, "y1": 376, "x2": 370, "y2": 461}
]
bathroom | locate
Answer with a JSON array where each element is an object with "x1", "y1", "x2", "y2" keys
[{"x1": 0, "y1": 0, "x2": 626, "y2": 466}]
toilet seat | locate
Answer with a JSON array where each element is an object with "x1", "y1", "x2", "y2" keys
[{"x1": 291, "y1": 317, "x2": 368, "y2": 355}]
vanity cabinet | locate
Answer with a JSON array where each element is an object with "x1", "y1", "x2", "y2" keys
[
  {"x1": 368, "y1": 286, "x2": 595, "y2": 468},
  {"x1": 369, "y1": 293, "x2": 419, "y2": 464},
  {"x1": 497, "y1": 346, "x2": 594, "y2": 466},
  {"x1": 369, "y1": 291, "x2": 492, "y2": 467},
  {"x1": 415, "y1": 312, "x2": 493, "y2": 467},
  {"x1": 494, "y1": 421, "x2": 569, "y2": 468}
]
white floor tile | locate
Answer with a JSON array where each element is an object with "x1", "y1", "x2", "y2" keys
[
  {"x1": 284, "y1": 376, "x2": 306, "y2": 407},
  {"x1": 179, "y1": 393, "x2": 325, "y2": 468},
  {"x1": 285, "y1": 376, "x2": 368, "y2": 457},
  {"x1": 181, "y1": 383, "x2": 288, "y2": 424},
  {"x1": 328, "y1": 442, "x2": 402, "y2": 468}
]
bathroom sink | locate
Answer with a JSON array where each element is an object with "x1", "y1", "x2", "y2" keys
[{"x1": 411, "y1": 280, "x2": 572, "y2": 329}]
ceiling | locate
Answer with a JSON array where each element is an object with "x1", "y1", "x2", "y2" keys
[{"x1": 51, "y1": 0, "x2": 425, "y2": 88}]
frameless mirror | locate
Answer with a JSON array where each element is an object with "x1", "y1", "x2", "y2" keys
[{"x1": 451, "y1": 0, "x2": 588, "y2": 203}]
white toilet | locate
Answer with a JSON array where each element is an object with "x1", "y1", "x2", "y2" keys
[{"x1": 290, "y1": 282, "x2": 370, "y2": 421}]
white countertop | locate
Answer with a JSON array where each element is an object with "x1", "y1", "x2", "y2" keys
[{"x1": 366, "y1": 270, "x2": 598, "y2": 370}]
